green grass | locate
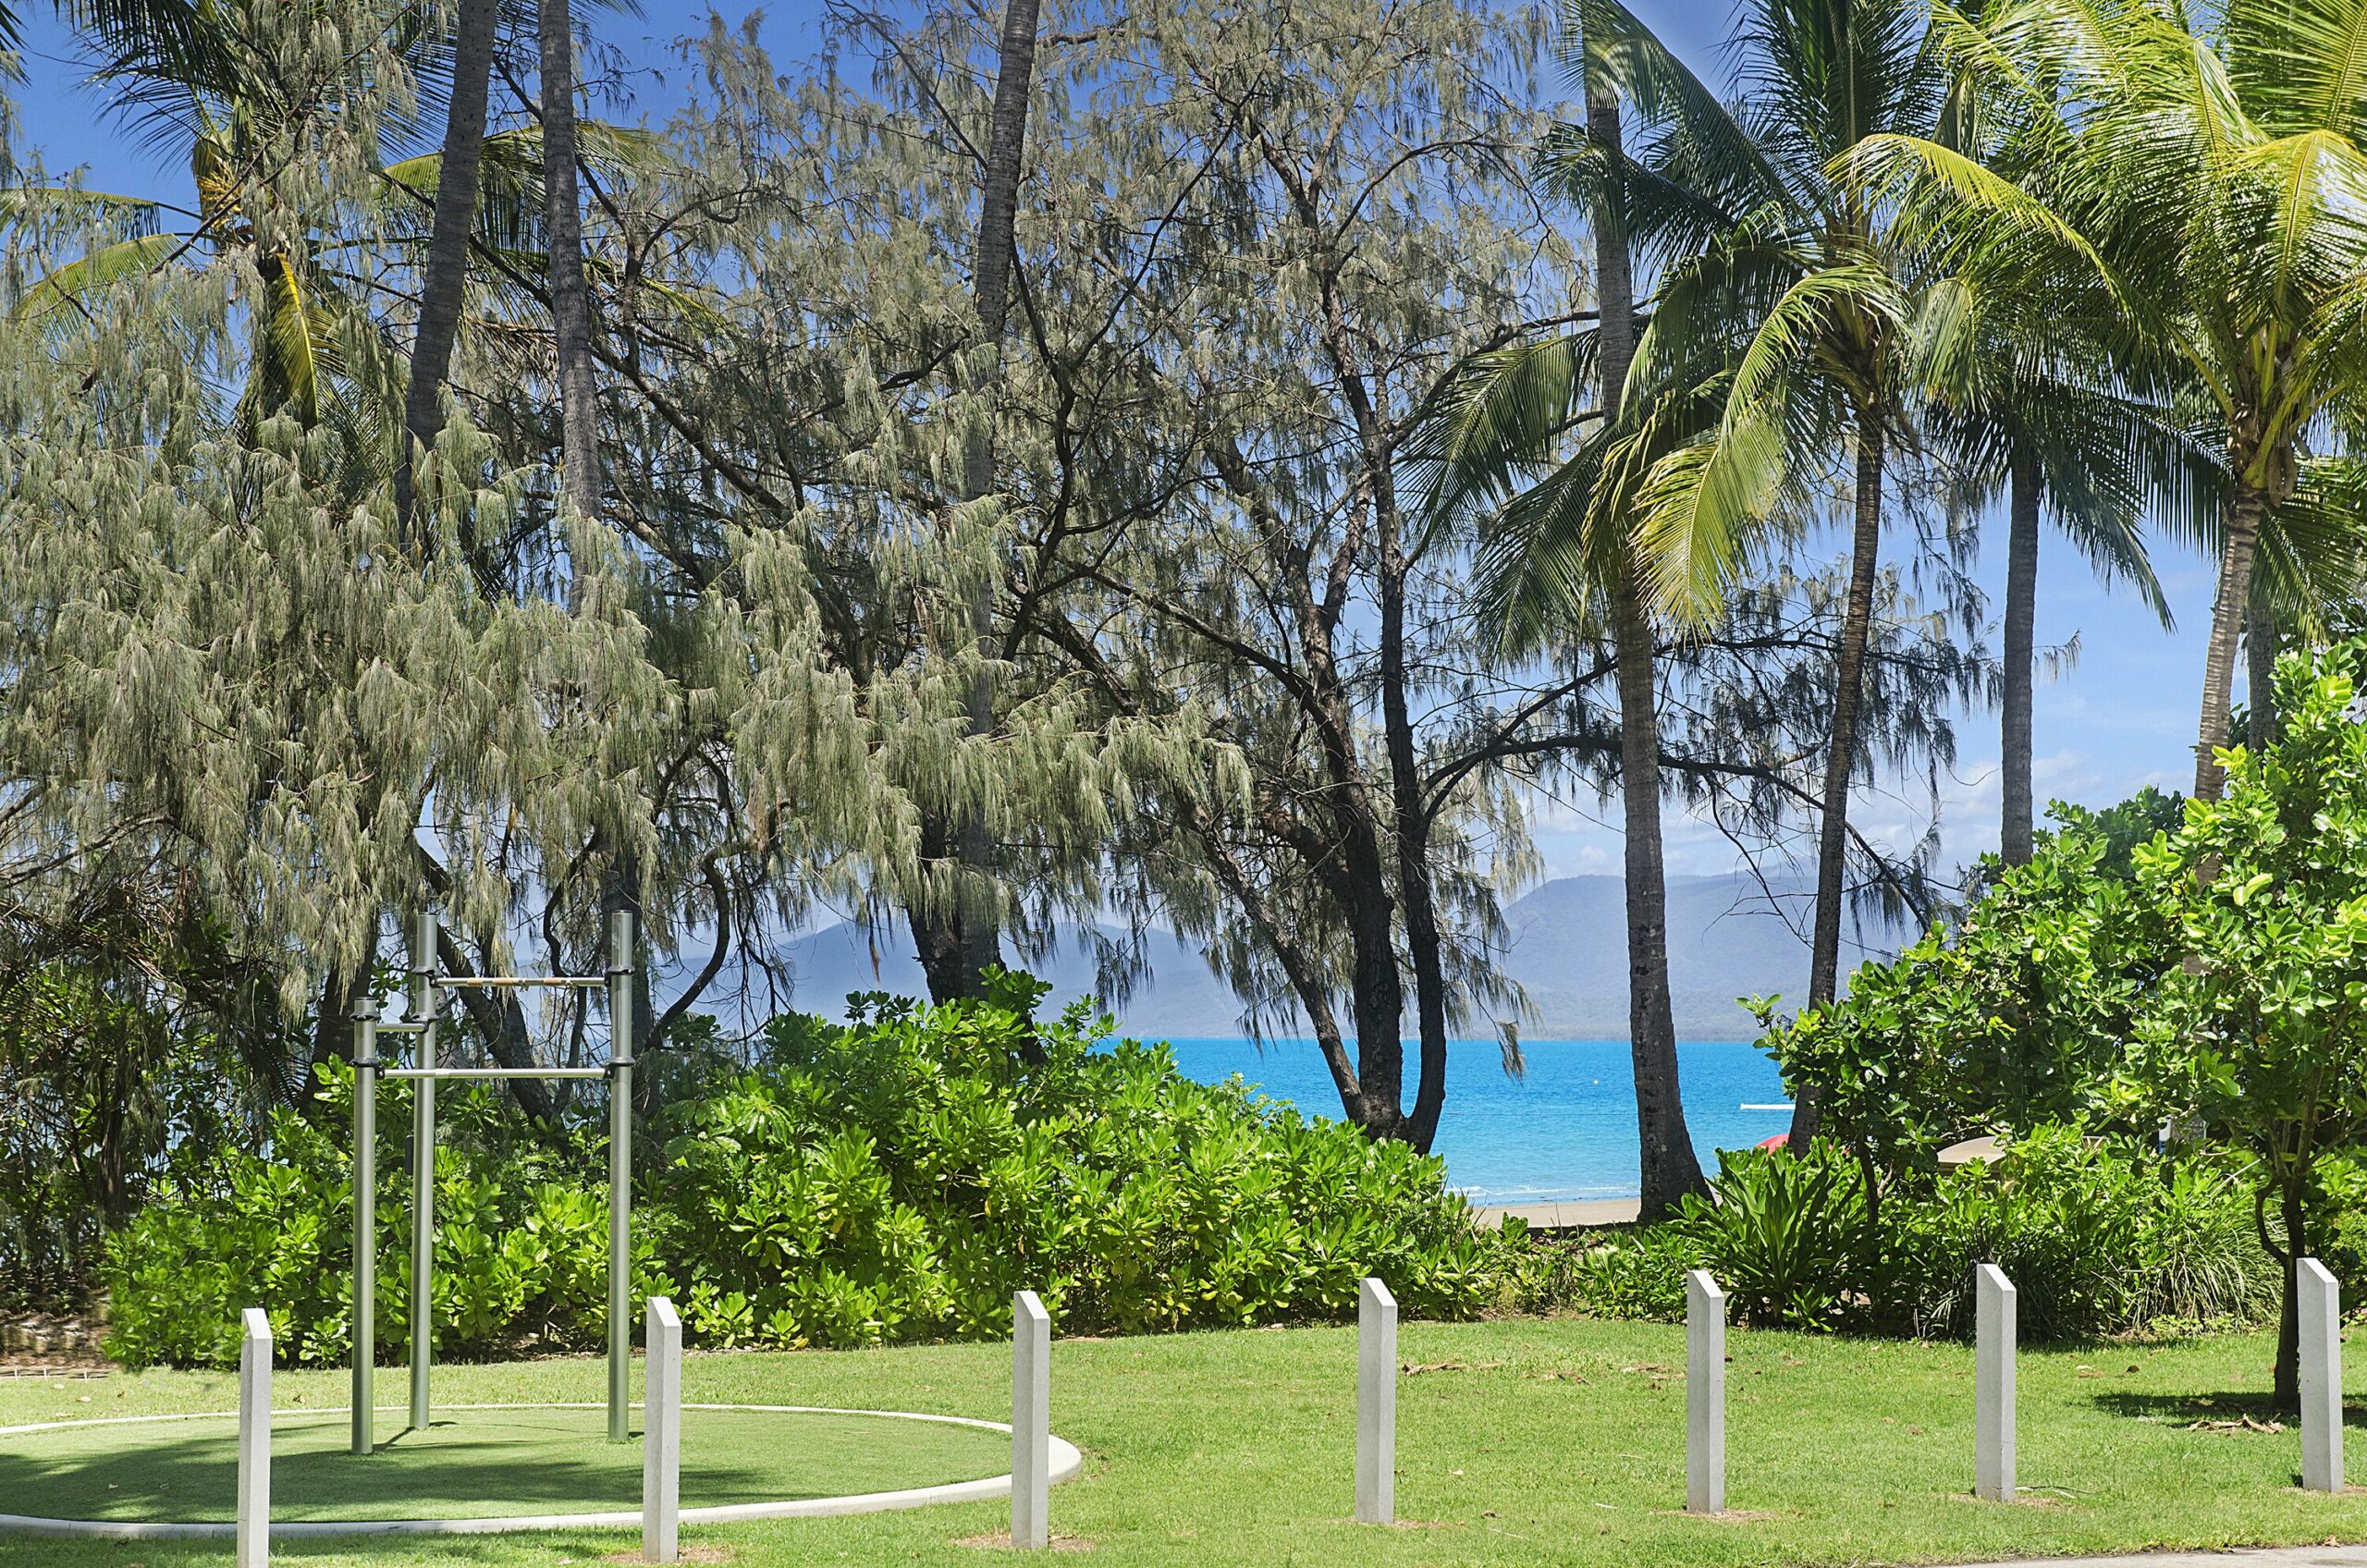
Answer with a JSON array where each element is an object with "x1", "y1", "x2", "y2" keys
[
  {"x1": 2, "y1": 1317, "x2": 2364, "y2": 1567},
  {"x1": 0, "y1": 1405, "x2": 1008, "y2": 1520}
]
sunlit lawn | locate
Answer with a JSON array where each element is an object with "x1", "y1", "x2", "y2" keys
[{"x1": 4, "y1": 1317, "x2": 2364, "y2": 1566}]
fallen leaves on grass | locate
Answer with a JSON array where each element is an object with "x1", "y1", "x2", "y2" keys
[
  {"x1": 2187, "y1": 1415, "x2": 2285, "y2": 1434},
  {"x1": 957, "y1": 1533, "x2": 1094, "y2": 1552}
]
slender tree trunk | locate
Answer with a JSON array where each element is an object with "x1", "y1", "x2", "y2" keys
[
  {"x1": 540, "y1": 0, "x2": 600, "y2": 530},
  {"x1": 2194, "y1": 481, "x2": 2266, "y2": 802},
  {"x1": 2275, "y1": 1175, "x2": 2306, "y2": 1410},
  {"x1": 2247, "y1": 601, "x2": 2278, "y2": 753},
  {"x1": 912, "y1": 0, "x2": 1043, "y2": 1001},
  {"x1": 2000, "y1": 447, "x2": 2041, "y2": 866},
  {"x1": 1346, "y1": 870, "x2": 1408, "y2": 1141},
  {"x1": 1589, "y1": 71, "x2": 1702, "y2": 1216},
  {"x1": 395, "y1": 0, "x2": 498, "y2": 535},
  {"x1": 1379, "y1": 489, "x2": 1451, "y2": 1155},
  {"x1": 1791, "y1": 410, "x2": 1886, "y2": 1146}
]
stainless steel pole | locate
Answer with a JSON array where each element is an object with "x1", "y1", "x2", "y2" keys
[
  {"x1": 408, "y1": 913, "x2": 437, "y2": 1432},
  {"x1": 351, "y1": 1007, "x2": 376, "y2": 1456},
  {"x1": 607, "y1": 910, "x2": 635, "y2": 1442}
]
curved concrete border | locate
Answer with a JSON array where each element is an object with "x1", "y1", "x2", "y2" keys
[{"x1": 0, "y1": 1401, "x2": 1084, "y2": 1538}]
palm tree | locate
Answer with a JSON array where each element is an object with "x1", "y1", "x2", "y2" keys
[
  {"x1": 395, "y1": 0, "x2": 499, "y2": 534},
  {"x1": 1416, "y1": 0, "x2": 1709, "y2": 1218},
  {"x1": 1910, "y1": 275, "x2": 2182, "y2": 864},
  {"x1": 1848, "y1": 0, "x2": 2367, "y2": 803},
  {"x1": 1565, "y1": 0, "x2": 1949, "y2": 1144}
]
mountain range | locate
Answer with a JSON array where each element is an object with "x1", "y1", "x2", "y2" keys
[{"x1": 780, "y1": 873, "x2": 1914, "y2": 1041}]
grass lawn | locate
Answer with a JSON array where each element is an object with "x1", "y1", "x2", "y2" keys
[
  {"x1": 2, "y1": 1316, "x2": 2364, "y2": 1567},
  {"x1": 0, "y1": 1405, "x2": 1010, "y2": 1520}
]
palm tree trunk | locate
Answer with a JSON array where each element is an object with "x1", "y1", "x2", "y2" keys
[
  {"x1": 540, "y1": 0, "x2": 600, "y2": 529},
  {"x1": 2193, "y1": 481, "x2": 2266, "y2": 802},
  {"x1": 394, "y1": 0, "x2": 497, "y2": 536},
  {"x1": 1588, "y1": 70, "x2": 1703, "y2": 1216},
  {"x1": 2246, "y1": 601, "x2": 2278, "y2": 753},
  {"x1": 912, "y1": 0, "x2": 1043, "y2": 1001},
  {"x1": 2000, "y1": 447, "x2": 2041, "y2": 865},
  {"x1": 1791, "y1": 409, "x2": 1886, "y2": 1146}
]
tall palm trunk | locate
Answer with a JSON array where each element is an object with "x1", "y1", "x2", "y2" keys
[
  {"x1": 1791, "y1": 410, "x2": 1886, "y2": 1146},
  {"x1": 2000, "y1": 447, "x2": 2041, "y2": 865},
  {"x1": 2193, "y1": 481, "x2": 2265, "y2": 802},
  {"x1": 913, "y1": 0, "x2": 1042, "y2": 1001},
  {"x1": 394, "y1": 0, "x2": 497, "y2": 535},
  {"x1": 1589, "y1": 73, "x2": 1703, "y2": 1216},
  {"x1": 2246, "y1": 602, "x2": 2278, "y2": 752},
  {"x1": 540, "y1": 0, "x2": 600, "y2": 530}
]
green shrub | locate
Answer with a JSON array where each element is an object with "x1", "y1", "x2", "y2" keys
[
  {"x1": 1883, "y1": 1127, "x2": 2276, "y2": 1340},
  {"x1": 1539, "y1": 1132, "x2": 2274, "y2": 1341},
  {"x1": 655, "y1": 972, "x2": 1492, "y2": 1346},
  {"x1": 104, "y1": 972, "x2": 1495, "y2": 1366},
  {"x1": 1671, "y1": 1145, "x2": 1870, "y2": 1330}
]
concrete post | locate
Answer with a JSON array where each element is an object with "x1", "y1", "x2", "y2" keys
[
  {"x1": 1686, "y1": 1269, "x2": 1727, "y2": 1513},
  {"x1": 350, "y1": 1009, "x2": 376, "y2": 1457},
  {"x1": 238, "y1": 1307, "x2": 271, "y2": 1568},
  {"x1": 2300, "y1": 1256, "x2": 2344, "y2": 1493},
  {"x1": 642, "y1": 1295, "x2": 681, "y2": 1563},
  {"x1": 1012, "y1": 1291, "x2": 1050, "y2": 1549},
  {"x1": 608, "y1": 910, "x2": 636, "y2": 1444},
  {"x1": 1975, "y1": 1264, "x2": 2017, "y2": 1502},
  {"x1": 1355, "y1": 1278, "x2": 1398, "y2": 1525}
]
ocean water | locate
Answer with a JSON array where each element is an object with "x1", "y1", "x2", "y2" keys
[{"x1": 1161, "y1": 1037, "x2": 1790, "y2": 1204}]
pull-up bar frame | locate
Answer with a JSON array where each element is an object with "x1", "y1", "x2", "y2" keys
[{"x1": 350, "y1": 911, "x2": 638, "y2": 1457}]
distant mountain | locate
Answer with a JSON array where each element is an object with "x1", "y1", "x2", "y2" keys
[{"x1": 778, "y1": 873, "x2": 1915, "y2": 1042}]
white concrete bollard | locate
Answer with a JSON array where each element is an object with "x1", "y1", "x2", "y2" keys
[
  {"x1": 1686, "y1": 1270, "x2": 1728, "y2": 1513},
  {"x1": 2300, "y1": 1257, "x2": 2344, "y2": 1493},
  {"x1": 1012, "y1": 1291, "x2": 1050, "y2": 1550},
  {"x1": 642, "y1": 1296, "x2": 682, "y2": 1563},
  {"x1": 237, "y1": 1307, "x2": 271, "y2": 1568},
  {"x1": 1975, "y1": 1264, "x2": 2017, "y2": 1502},
  {"x1": 1355, "y1": 1277, "x2": 1398, "y2": 1525}
]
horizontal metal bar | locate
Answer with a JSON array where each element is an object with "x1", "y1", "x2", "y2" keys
[
  {"x1": 437, "y1": 975, "x2": 606, "y2": 990},
  {"x1": 374, "y1": 1021, "x2": 430, "y2": 1035},
  {"x1": 380, "y1": 1067, "x2": 609, "y2": 1081}
]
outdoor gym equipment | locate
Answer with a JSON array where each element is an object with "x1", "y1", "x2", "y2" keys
[{"x1": 349, "y1": 911, "x2": 639, "y2": 1452}]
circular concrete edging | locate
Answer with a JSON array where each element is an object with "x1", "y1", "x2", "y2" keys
[{"x1": 0, "y1": 1401, "x2": 1084, "y2": 1538}]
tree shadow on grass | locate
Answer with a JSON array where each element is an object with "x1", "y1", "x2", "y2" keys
[
  {"x1": 0, "y1": 1416, "x2": 792, "y2": 1522},
  {"x1": 2086, "y1": 1390, "x2": 2367, "y2": 1428}
]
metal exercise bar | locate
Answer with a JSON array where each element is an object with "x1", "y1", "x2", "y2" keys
[
  {"x1": 607, "y1": 909, "x2": 636, "y2": 1443},
  {"x1": 383, "y1": 1066, "x2": 609, "y2": 1081},
  {"x1": 350, "y1": 1009, "x2": 376, "y2": 1457},
  {"x1": 348, "y1": 909, "x2": 640, "y2": 1451},
  {"x1": 437, "y1": 974, "x2": 607, "y2": 990},
  {"x1": 408, "y1": 913, "x2": 437, "y2": 1433}
]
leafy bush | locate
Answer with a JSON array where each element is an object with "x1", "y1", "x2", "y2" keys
[
  {"x1": 1669, "y1": 1145, "x2": 1870, "y2": 1330},
  {"x1": 105, "y1": 973, "x2": 1494, "y2": 1366},
  {"x1": 1536, "y1": 1133, "x2": 2274, "y2": 1342},
  {"x1": 651, "y1": 973, "x2": 1492, "y2": 1346}
]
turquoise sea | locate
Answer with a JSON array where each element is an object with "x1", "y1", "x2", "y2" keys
[{"x1": 1163, "y1": 1037, "x2": 1790, "y2": 1204}]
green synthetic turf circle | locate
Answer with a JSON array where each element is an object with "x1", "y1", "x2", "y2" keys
[{"x1": 0, "y1": 1404, "x2": 1012, "y2": 1522}]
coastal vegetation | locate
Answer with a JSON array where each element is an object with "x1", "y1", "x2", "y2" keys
[{"x1": 8, "y1": 0, "x2": 2367, "y2": 1498}]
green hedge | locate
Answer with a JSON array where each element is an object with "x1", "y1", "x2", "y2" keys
[{"x1": 102, "y1": 974, "x2": 1496, "y2": 1366}]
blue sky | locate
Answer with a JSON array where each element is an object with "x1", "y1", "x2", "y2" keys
[{"x1": 6, "y1": 0, "x2": 2224, "y2": 888}]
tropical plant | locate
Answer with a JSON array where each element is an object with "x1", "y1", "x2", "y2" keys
[
  {"x1": 103, "y1": 974, "x2": 1502, "y2": 1366},
  {"x1": 1411, "y1": 0, "x2": 1707, "y2": 1217},
  {"x1": 2128, "y1": 640, "x2": 2367, "y2": 1406},
  {"x1": 1561, "y1": 0, "x2": 1960, "y2": 1148},
  {"x1": 1847, "y1": 0, "x2": 2367, "y2": 802}
]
